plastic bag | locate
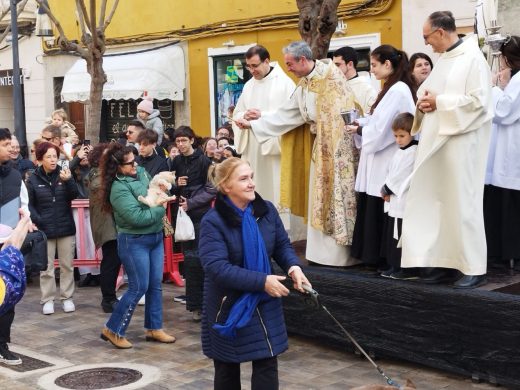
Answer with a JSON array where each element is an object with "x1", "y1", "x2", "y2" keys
[{"x1": 174, "y1": 207, "x2": 195, "y2": 242}]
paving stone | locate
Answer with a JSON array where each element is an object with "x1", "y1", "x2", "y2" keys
[{"x1": 0, "y1": 278, "x2": 502, "y2": 389}]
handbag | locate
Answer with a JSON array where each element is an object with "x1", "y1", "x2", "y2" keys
[{"x1": 174, "y1": 207, "x2": 195, "y2": 242}]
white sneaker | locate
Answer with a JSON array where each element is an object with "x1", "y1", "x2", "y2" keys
[
  {"x1": 42, "y1": 301, "x2": 54, "y2": 315},
  {"x1": 138, "y1": 295, "x2": 145, "y2": 306},
  {"x1": 62, "y1": 299, "x2": 75, "y2": 313}
]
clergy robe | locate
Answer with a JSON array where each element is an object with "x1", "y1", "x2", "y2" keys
[
  {"x1": 348, "y1": 75, "x2": 378, "y2": 115},
  {"x1": 232, "y1": 63, "x2": 294, "y2": 206},
  {"x1": 400, "y1": 36, "x2": 493, "y2": 276},
  {"x1": 250, "y1": 59, "x2": 357, "y2": 266},
  {"x1": 233, "y1": 63, "x2": 306, "y2": 241}
]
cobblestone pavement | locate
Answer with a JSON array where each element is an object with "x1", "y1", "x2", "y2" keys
[{"x1": 0, "y1": 279, "x2": 505, "y2": 390}]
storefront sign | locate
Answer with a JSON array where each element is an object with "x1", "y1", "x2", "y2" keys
[
  {"x1": 102, "y1": 99, "x2": 175, "y2": 142},
  {"x1": 0, "y1": 70, "x2": 23, "y2": 87}
]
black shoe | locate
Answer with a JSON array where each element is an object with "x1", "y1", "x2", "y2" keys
[
  {"x1": 390, "y1": 269, "x2": 420, "y2": 280},
  {"x1": 79, "y1": 273, "x2": 93, "y2": 287},
  {"x1": 453, "y1": 275, "x2": 487, "y2": 289},
  {"x1": 0, "y1": 343, "x2": 22, "y2": 365},
  {"x1": 419, "y1": 269, "x2": 452, "y2": 284},
  {"x1": 101, "y1": 299, "x2": 118, "y2": 313},
  {"x1": 380, "y1": 267, "x2": 396, "y2": 278}
]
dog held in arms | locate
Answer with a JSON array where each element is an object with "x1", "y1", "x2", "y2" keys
[{"x1": 138, "y1": 171, "x2": 177, "y2": 207}]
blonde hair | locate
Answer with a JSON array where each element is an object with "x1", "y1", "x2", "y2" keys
[
  {"x1": 51, "y1": 108, "x2": 68, "y2": 121},
  {"x1": 209, "y1": 157, "x2": 248, "y2": 192}
]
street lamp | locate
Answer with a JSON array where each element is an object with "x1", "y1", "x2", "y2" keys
[{"x1": 9, "y1": 0, "x2": 26, "y2": 148}]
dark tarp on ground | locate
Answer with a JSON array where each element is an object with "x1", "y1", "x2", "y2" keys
[{"x1": 279, "y1": 266, "x2": 520, "y2": 388}]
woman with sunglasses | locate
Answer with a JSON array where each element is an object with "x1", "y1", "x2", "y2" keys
[{"x1": 97, "y1": 143, "x2": 175, "y2": 349}]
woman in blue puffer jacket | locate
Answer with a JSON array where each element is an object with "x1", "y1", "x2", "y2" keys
[{"x1": 199, "y1": 157, "x2": 311, "y2": 390}]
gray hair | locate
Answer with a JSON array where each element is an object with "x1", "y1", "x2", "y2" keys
[{"x1": 282, "y1": 41, "x2": 313, "y2": 61}]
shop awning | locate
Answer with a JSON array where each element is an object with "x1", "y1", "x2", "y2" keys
[{"x1": 61, "y1": 44, "x2": 185, "y2": 102}]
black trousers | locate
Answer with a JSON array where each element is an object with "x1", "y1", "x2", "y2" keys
[
  {"x1": 182, "y1": 221, "x2": 204, "y2": 312},
  {"x1": 214, "y1": 357, "x2": 278, "y2": 390},
  {"x1": 99, "y1": 240, "x2": 122, "y2": 303},
  {"x1": 0, "y1": 308, "x2": 15, "y2": 344}
]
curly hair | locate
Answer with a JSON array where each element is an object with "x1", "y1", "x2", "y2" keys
[
  {"x1": 87, "y1": 143, "x2": 108, "y2": 168},
  {"x1": 97, "y1": 142, "x2": 135, "y2": 212}
]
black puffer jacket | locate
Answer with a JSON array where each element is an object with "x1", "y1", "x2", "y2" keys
[
  {"x1": 27, "y1": 166, "x2": 79, "y2": 239},
  {"x1": 170, "y1": 148, "x2": 215, "y2": 223}
]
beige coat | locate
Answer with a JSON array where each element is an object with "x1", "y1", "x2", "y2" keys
[{"x1": 400, "y1": 36, "x2": 493, "y2": 275}]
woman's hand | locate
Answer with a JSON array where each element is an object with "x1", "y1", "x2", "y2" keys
[
  {"x1": 1, "y1": 212, "x2": 30, "y2": 250},
  {"x1": 60, "y1": 168, "x2": 72, "y2": 181},
  {"x1": 288, "y1": 266, "x2": 311, "y2": 293},
  {"x1": 264, "y1": 275, "x2": 289, "y2": 298}
]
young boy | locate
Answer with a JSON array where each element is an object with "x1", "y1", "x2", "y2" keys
[{"x1": 380, "y1": 113, "x2": 418, "y2": 280}]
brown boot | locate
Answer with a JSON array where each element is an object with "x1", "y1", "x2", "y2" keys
[
  {"x1": 100, "y1": 327, "x2": 132, "y2": 349},
  {"x1": 145, "y1": 329, "x2": 176, "y2": 343}
]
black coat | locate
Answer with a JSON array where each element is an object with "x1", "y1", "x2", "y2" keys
[
  {"x1": 27, "y1": 166, "x2": 79, "y2": 239},
  {"x1": 170, "y1": 149, "x2": 214, "y2": 223}
]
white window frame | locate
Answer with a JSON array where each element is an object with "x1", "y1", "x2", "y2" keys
[
  {"x1": 329, "y1": 33, "x2": 381, "y2": 91},
  {"x1": 207, "y1": 43, "x2": 256, "y2": 134}
]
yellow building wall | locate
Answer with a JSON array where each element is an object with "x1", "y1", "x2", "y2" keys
[
  {"x1": 47, "y1": 0, "x2": 402, "y2": 137},
  {"x1": 188, "y1": 2, "x2": 402, "y2": 135}
]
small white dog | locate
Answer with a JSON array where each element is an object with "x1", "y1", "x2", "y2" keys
[{"x1": 138, "y1": 171, "x2": 177, "y2": 207}]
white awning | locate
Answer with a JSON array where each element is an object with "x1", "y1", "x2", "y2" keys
[{"x1": 61, "y1": 44, "x2": 185, "y2": 102}]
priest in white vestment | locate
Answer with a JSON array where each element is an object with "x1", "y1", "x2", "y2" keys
[
  {"x1": 400, "y1": 11, "x2": 493, "y2": 288},
  {"x1": 333, "y1": 46, "x2": 378, "y2": 115},
  {"x1": 232, "y1": 46, "x2": 306, "y2": 239},
  {"x1": 235, "y1": 41, "x2": 358, "y2": 267}
]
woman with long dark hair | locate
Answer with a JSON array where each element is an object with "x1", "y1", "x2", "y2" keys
[
  {"x1": 97, "y1": 143, "x2": 175, "y2": 348},
  {"x1": 347, "y1": 45, "x2": 416, "y2": 269},
  {"x1": 484, "y1": 35, "x2": 520, "y2": 267}
]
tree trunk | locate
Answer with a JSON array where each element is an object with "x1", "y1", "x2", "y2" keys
[
  {"x1": 85, "y1": 49, "x2": 106, "y2": 143},
  {"x1": 296, "y1": 0, "x2": 341, "y2": 59}
]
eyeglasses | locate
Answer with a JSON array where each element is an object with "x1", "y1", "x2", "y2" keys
[
  {"x1": 120, "y1": 160, "x2": 136, "y2": 166},
  {"x1": 423, "y1": 28, "x2": 440, "y2": 41},
  {"x1": 41, "y1": 136, "x2": 53, "y2": 141},
  {"x1": 245, "y1": 61, "x2": 264, "y2": 70}
]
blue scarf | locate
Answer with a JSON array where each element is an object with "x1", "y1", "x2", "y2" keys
[{"x1": 213, "y1": 197, "x2": 271, "y2": 339}]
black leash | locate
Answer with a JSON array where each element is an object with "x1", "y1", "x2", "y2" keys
[{"x1": 300, "y1": 284, "x2": 403, "y2": 389}]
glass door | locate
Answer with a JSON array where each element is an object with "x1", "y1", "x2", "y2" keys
[{"x1": 212, "y1": 55, "x2": 252, "y2": 130}]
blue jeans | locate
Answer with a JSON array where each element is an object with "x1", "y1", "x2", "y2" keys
[{"x1": 105, "y1": 232, "x2": 164, "y2": 336}]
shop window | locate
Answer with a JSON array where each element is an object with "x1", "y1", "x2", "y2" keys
[
  {"x1": 213, "y1": 55, "x2": 252, "y2": 130},
  {"x1": 328, "y1": 47, "x2": 371, "y2": 72}
]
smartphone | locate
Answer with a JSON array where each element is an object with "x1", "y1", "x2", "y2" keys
[{"x1": 83, "y1": 139, "x2": 91, "y2": 146}]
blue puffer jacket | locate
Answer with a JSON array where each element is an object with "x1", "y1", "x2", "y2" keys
[{"x1": 199, "y1": 192, "x2": 301, "y2": 363}]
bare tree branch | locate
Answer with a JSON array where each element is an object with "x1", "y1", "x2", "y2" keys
[
  {"x1": 74, "y1": 0, "x2": 89, "y2": 43},
  {"x1": 0, "y1": 0, "x2": 31, "y2": 43},
  {"x1": 76, "y1": 0, "x2": 92, "y2": 32},
  {"x1": 102, "y1": 0, "x2": 119, "y2": 32},
  {"x1": 89, "y1": 0, "x2": 98, "y2": 48},
  {"x1": 98, "y1": 0, "x2": 107, "y2": 28},
  {"x1": 35, "y1": 0, "x2": 69, "y2": 44},
  {"x1": 0, "y1": 4, "x2": 10, "y2": 22}
]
